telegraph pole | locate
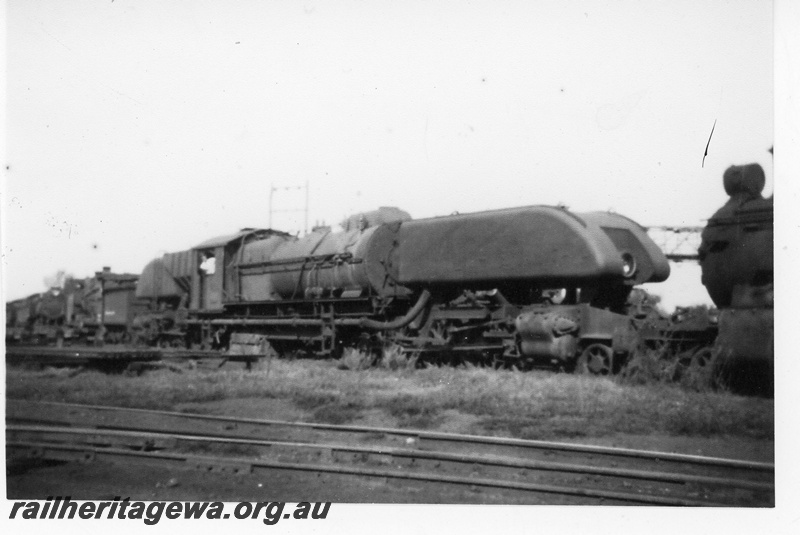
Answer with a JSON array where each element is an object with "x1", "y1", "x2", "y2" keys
[{"x1": 268, "y1": 181, "x2": 309, "y2": 235}]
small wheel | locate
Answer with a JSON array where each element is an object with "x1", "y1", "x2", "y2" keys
[
  {"x1": 576, "y1": 343, "x2": 614, "y2": 375},
  {"x1": 691, "y1": 347, "x2": 714, "y2": 368}
]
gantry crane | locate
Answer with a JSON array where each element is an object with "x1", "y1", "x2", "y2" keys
[{"x1": 645, "y1": 226, "x2": 703, "y2": 262}]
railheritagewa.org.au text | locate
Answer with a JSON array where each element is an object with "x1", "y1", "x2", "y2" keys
[{"x1": 9, "y1": 497, "x2": 331, "y2": 525}]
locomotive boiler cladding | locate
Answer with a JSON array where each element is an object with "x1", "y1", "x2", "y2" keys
[
  {"x1": 135, "y1": 204, "x2": 669, "y2": 372},
  {"x1": 698, "y1": 163, "x2": 773, "y2": 390}
]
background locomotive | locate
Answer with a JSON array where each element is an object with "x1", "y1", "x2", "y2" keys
[
  {"x1": 698, "y1": 163, "x2": 773, "y2": 393},
  {"x1": 5, "y1": 269, "x2": 141, "y2": 346},
  {"x1": 136, "y1": 205, "x2": 670, "y2": 373}
]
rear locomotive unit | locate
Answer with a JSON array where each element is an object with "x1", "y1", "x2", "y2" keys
[
  {"x1": 4, "y1": 269, "x2": 141, "y2": 345},
  {"x1": 141, "y1": 205, "x2": 669, "y2": 373},
  {"x1": 698, "y1": 163, "x2": 773, "y2": 390}
]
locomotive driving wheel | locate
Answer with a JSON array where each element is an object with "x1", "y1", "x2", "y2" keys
[
  {"x1": 675, "y1": 346, "x2": 715, "y2": 377},
  {"x1": 690, "y1": 346, "x2": 714, "y2": 368},
  {"x1": 576, "y1": 343, "x2": 614, "y2": 375}
]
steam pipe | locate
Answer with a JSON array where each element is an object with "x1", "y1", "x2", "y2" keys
[{"x1": 357, "y1": 290, "x2": 432, "y2": 331}]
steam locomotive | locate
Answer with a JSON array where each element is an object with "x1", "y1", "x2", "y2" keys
[
  {"x1": 6, "y1": 161, "x2": 775, "y2": 387},
  {"x1": 5, "y1": 270, "x2": 142, "y2": 346},
  {"x1": 133, "y1": 205, "x2": 670, "y2": 373},
  {"x1": 698, "y1": 163, "x2": 773, "y2": 392}
]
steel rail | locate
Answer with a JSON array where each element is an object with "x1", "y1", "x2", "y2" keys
[
  {"x1": 6, "y1": 347, "x2": 161, "y2": 358},
  {"x1": 5, "y1": 347, "x2": 260, "y2": 363},
  {"x1": 6, "y1": 440, "x2": 728, "y2": 507},
  {"x1": 8, "y1": 400, "x2": 773, "y2": 473},
  {"x1": 6, "y1": 424, "x2": 773, "y2": 493}
]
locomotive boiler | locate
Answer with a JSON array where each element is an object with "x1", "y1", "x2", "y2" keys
[
  {"x1": 138, "y1": 204, "x2": 669, "y2": 373},
  {"x1": 698, "y1": 163, "x2": 773, "y2": 391}
]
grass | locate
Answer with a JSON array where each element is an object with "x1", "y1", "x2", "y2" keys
[
  {"x1": 337, "y1": 344, "x2": 418, "y2": 371},
  {"x1": 617, "y1": 344, "x2": 773, "y2": 397},
  {"x1": 337, "y1": 348, "x2": 374, "y2": 371},
  {"x1": 385, "y1": 394, "x2": 441, "y2": 428},
  {"x1": 379, "y1": 344, "x2": 418, "y2": 371},
  {"x1": 616, "y1": 343, "x2": 726, "y2": 387},
  {"x1": 6, "y1": 358, "x2": 774, "y2": 441}
]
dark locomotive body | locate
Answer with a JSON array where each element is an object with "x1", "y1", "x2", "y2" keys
[
  {"x1": 135, "y1": 205, "x2": 669, "y2": 372},
  {"x1": 4, "y1": 269, "x2": 142, "y2": 345},
  {"x1": 698, "y1": 163, "x2": 773, "y2": 390},
  {"x1": 134, "y1": 250, "x2": 193, "y2": 346}
]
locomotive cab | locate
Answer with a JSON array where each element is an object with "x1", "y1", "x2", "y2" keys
[
  {"x1": 196, "y1": 247, "x2": 223, "y2": 311},
  {"x1": 189, "y1": 228, "x2": 285, "y2": 313}
]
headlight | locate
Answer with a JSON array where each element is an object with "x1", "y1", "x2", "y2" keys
[{"x1": 621, "y1": 252, "x2": 637, "y2": 278}]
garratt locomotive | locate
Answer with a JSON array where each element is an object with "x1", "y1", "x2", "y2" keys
[{"x1": 137, "y1": 205, "x2": 670, "y2": 373}]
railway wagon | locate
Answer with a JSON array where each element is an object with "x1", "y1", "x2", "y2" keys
[
  {"x1": 149, "y1": 205, "x2": 670, "y2": 373},
  {"x1": 91, "y1": 269, "x2": 145, "y2": 344}
]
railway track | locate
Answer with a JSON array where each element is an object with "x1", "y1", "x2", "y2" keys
[
  {"x1": 5, "y1": 346, "x2": 260, "y2": 368},
  {"x1": 6, "y1": 400, "x2": 774, "y2": 506}
]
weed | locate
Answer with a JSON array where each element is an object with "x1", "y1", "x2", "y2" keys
[
  {"x1": 676, "y1": 348, "x2": 725, "y2": 392},
  {"x1": 617, "y1": 344, "x2": 728, "y2": 393},
  {"x1": 379, "y1": 344, "x2": 418, "y2": 371},
  {"x1": 337, "y1": 348, "x2": 374, "y2": 371},
  {"x1": 292, "y1": 391, "x2": 340, "y2": 410},
  {"x1": 617, "y1": 346, "x2": 674, "y2": 385}
]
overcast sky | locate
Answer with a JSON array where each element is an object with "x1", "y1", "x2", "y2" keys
[{"x1": 3, "y1": 0, "x2": 776, "y2": 310}]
